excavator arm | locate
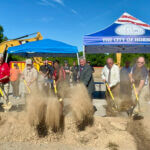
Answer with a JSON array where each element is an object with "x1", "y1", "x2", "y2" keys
[
  {"x1": 0, "y1": 32, "x2": 43, "y2": 54},
  {"x1": 0, "y1": 32, "x2": 43, "y2": 68}
]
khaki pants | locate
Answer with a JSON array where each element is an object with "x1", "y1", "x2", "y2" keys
[
  {"x1": 0, "y1": 82, "x2": 10, "y2": 104},
  {"x1": 132, "y1": 84, "x2": 149, "y2": 116},
  {"x1": 106, "y1": 84, "x2": 120, "y2": 101},
  {"x1": 11, "y1": 80, "x2": 19, "y2": 97},
  {"x1": 23, "y1": 81, "x2": 37, "y2": 94}
]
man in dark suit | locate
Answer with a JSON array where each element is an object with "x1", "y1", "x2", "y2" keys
[{"x1": 79, "y1": 57, "x2": 95, "y2": 97}]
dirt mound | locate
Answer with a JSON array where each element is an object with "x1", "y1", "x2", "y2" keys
[
  {"x1": 0, "y1": 111, "x2": 137, "y2": 150},
  {"x1": 46, "y1": 97, "x2": 64, "y2": 132},
  {"x1": 27, "y1": 95, "x2": 47, "y2": 127},
  {"x1": 69, "y1": 84, "x2": 94, "y2": 130},
  {"x1": 127, "y1": 119, "x2": 150, "y2": 150},
  {"x1": 26, "y1": 95, "x2": 64, "y2": 135},
  {"x1": 0, "y1": 83, "x2": 149, "y2": 150}
]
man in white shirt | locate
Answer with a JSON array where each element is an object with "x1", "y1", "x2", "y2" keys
[
  {"x1": 101, "y1": 58, "x2": 120, "y2": 115},
  {"x1": 101, "y1": 58, "x2": 120, "y2": 91}
]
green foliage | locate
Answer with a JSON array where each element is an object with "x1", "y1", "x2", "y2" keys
[
  {"x1": 85, "y1": 53, "x2": 115, "y2": 66},
  {"x1": 8, "y1": 54, "x2": 26, "y2": 62},
  {"x1": 8, "y1": 53, "x2": 150, "y2": 67},
  {"x1": 122, "y1": 53, "x2": 150, "y2": 68},
  {"x1": 46, "y1": 57, "x2": 78, "y2": 66},
  {"x1": 0, "y1": 25, "x2": 6, "y2": 43}
]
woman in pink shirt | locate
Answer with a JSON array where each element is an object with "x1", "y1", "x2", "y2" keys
[{"x1": 10, "y1": 63, "x2": 21, "y2": 99}]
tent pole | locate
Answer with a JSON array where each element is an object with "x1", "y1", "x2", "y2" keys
[
  {"x1": 83, "y1": 45, "x2": 86, "y2": 59},
  {"x1": 5, "y1": 53, "x2": 8, "y2": 63},
  {"x1": 77, "y1": 53, "x2": 79, "y2": 65}
]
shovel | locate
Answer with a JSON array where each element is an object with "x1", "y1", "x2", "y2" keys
[
  {"x1": 2, "y1": 102, "x2": 12, "y2": 112},
  {"x1": 0, "y1": 86, "x2": 12, "y2": 111},
  {"x1": 23, "y1": 80, "x2": 31, "y2": 94},
  {"x1": 53, "y1": 80, "x2": 63, "y2": 101},
  {"x1": 132, "y1": 83, "x2": 141, "y2": 112},
  {"x1": 105, "y1": 83, "x2": 118, "y2": 110},
  {"x1": 53, "y1": 80, "x2": 57, "y2": 94}
]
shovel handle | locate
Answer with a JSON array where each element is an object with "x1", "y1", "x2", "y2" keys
[
  {"x1": 23, "y1": 80, "x2": 31, "y2": 94},
  {"x1": 105, "y1": 83, "x2": 118, "y2": 110},
  {"x1": 132, "y1": 83, "x2": 141, "y2": 112},
  {"x1": 53, "y1": 80, "x2": 57, "y2": 94},
  {"x1": 105, "y1": 83, "x2": 114, "y2": 100},
  {"x1": 132, "y1": 84, "x2": 139, "y2": 101},
  {"x1": 0, "y1": 87, "x2": 4, "y2": 97}
]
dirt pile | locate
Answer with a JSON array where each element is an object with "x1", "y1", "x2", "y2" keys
[
  {"x1": 27, "y1": 95, "x2": 63, "y2": 135},
  {"x1": 46, "y1": 97, "x2": 64, "y2": 132},
  {"x1": 127, "y1": 117, "x2": 150, "y2": 150},
  {"x1": 0, "y1": 111, "x2": 138, "y2": 150},
  {"x1": 27, "y1": 95, "x2": 47, "y2": 127},
  {"x1": 69, "y1": 84, "x2": 94, "y2": 130},
  {"x1": 0, "y1": 83, "x2": 149, "y2": 150}
]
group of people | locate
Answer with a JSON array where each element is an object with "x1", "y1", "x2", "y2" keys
[
  {"x1": 101, "y1": 57, "x2": 149, "y2": 118},
  {"x1": 11, "y1": 59, "x2": 80, "y2": 97},
  {"x1": 0, "y1": 54, "x2": 95, "y2": 111},
  {"x1": 0, "y1": 53, "x2": 148, "y2": 117}
]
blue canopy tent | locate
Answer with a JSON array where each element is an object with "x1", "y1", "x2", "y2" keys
[
  {"x1": 7, "y1": 39, "x2": 78, "y2": 57},
  {"x1": 84, "y1": 12, "x2": 150, "y2": 55}
]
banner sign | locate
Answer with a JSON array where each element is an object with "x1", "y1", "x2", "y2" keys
[{"x1": 84, "y1": 36, "x2": 150, "y2": 45}]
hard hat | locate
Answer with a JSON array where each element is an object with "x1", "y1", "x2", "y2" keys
[{"x1": 26, "y1": 59, "x2": 32, "y2": 65}]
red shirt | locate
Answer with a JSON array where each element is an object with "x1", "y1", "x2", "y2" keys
[
  {"x1": 0, "y1": 63, "x2": 10, "y2": 83},
  {"x1": 53, "y1": 67, "x2": 66, "y2": 82}
]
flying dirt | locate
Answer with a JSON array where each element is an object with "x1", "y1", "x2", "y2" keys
[{"x1": 0, "y1": 83, "x2": 149, "y2": 150}]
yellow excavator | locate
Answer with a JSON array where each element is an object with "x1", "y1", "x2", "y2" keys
[{"x1": 0, "y1": 32, "x2": 44, "y2": 69}]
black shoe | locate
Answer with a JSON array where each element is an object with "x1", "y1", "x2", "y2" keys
[{"x1": 93, "y1": 105, "x2": 97, "y2": 112}]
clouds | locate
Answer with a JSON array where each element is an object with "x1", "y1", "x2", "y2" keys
[
  {"x1": 37, "y1": 0, "x2": 55, "y2": 7},
  {"x1": 71, "y1": 9, "x2": 78, "y2": 15},
  {"x1": 37, "y1": 0, "x2": 64, "y2": 7},
  {"x1": 37, "y1": 0, "x2": 78, "y2": 16},
  {"x1": 52, "y1": 0, "x2": 64, "y2": 6}
]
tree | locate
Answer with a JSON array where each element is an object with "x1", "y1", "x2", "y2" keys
[{"x1": 0, "y1": 25, "x2": 7, "y2": 43}]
